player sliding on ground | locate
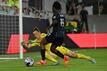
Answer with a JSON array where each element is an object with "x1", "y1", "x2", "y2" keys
[{"x1": 22, "y1": 27, "x2": 96, "y2": 65}]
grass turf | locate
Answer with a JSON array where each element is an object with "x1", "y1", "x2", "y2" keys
[{"x1": 0, "y1": 48, "x2": 107, "y2": 71}]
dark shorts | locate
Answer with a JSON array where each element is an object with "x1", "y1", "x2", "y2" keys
[{"x1": 46, "y1": 32, "x2": 64, "y2": 46}]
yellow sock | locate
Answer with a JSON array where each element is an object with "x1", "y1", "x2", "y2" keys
[
  {"x1": 47, "y1": 55, "x2": 58, "y2": 63},
  {"x1": 76, "y1": 53, "x2": 91, "y2": 60},
  {"x1": 46, "y1": 52, "x2": 58, "y2": 63}
]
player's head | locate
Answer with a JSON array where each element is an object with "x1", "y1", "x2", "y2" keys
[
  {"x1": 52, "y1": 1, "x2": 61, "y2": 13},
  {"x1": 33, "y1": 27, "x2": 41, "y2": 39}
]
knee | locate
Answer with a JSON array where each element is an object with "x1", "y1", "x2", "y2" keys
[
  {"x1": 50, "y1": 47, "x2": 55, "y2": 52},
  {"x1": 69, "y1": 51, "x2": 77, "y2": 57},
  {"x1": 41, "y1": 39, "x2": 47, "y2": 46},
  {"x1": 50, "y1": 47, "x2": 56, "y2": 53}
]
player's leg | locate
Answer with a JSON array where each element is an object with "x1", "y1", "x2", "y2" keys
[
  {"x1": 57, "y1": 46, "x2": 96, "y2": 63},
  {"x1": 67, "y1": 51, "x2": 91, "y2": 60},
  {"x1": 38, "y1": 38, "x2": 48, "y2": 64},
  {"x1": 56, "y1": 46, "x2": 90, "y2": 60},
  {"x1": 50, "y1": 44, "x2": 64, "y2": 59},
  {"x1": 50, "y1": 37, "x2": 69, "y2": 64},
  {"x1": 46, "y1": 51, "x2": 58, "y2": 63},
  {"x1": 38, "y1": 34, "x2": 57, "y2": 64},
  {"x1": 76, "y1": 53, "x2": 96, "y2": 63},
  {"x1": 50, "y1": 44, "x2": 69, "y2": 64},
  {"x1": 45, "y1": 51, "x2": 60, "y2": 65},
  {"x1": 45, "y1": 34, "x2": 65, "y2": 59},
  {"x1": 65, "y1": 49, "x2": 96, "y2": 63}
]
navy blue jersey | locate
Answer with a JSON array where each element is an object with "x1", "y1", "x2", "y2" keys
[
  {"x1": 52, "y1": 13, "x2": 66, "y2": 32},
  {"x1": 46, "y1": 13, "x2": 66, "y2": 46}
]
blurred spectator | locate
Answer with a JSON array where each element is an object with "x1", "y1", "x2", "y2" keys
[
  {"x1": 66, "y1": 0, "x2": 71, "y2": 14},
  {"x1": 23, "y1": 8, "x2": 29, "y2": 16},
  {"x1": 29, "y1": 7, "x2": 35, "y2": 17},
  {"x1": 66, "y1": 0, "x2": 77, "y2": 15},
  {"x1": 70, "y1": 2, "x2": 77, "y2": 15},
  {"x1": 98, "y1": 2, "x2": 104, "y2": 15},
  {"x1": 14, "y1": 6, "x2": 19, "y2": 15},
  {"x1": 77, "y1": 3, "x2": 83, "y2": 15},
  {"x1": 80, "y1": 5, "x2": 89, "y2": 33},
  {"x1": 0, "y1": 6, "x2": 4, "y2": 14},
  {"x1": 2, "y1": 6, "x2": 8, "y2": 15},
  {"x1": 7, "y1": 6, "x2": 15, "y2": 15},
  {"x1": 0, "y1": 0, "x2": 40, "y2": 17},
  {"x1": 68, "y1": 3, "x2": 74, "y2": 15},
  {"x1": 2, "y1": 0, "x2": 7, "y2": 4}
]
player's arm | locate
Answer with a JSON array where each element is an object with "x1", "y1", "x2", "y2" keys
[
  {"x1": 21, "y1": 39, "x2": 40, "y2": 49},
  {"x1": 48, "y1": 15, "x2": 58, "y2": 29},
  {"x1": 30, "y1": 41, "x2": 40, "y2": 47}
]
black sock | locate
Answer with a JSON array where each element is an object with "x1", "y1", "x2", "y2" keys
[
  {"x1": 40, "y1": 49, "x2": 46, "y2": 60},
  {"x1": 51, "y1": 48, "x2": 64, "y2": 59}
]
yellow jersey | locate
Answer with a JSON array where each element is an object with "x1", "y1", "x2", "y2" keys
[
  {"x1": 30, "y1": 33, "x2": 70, "y2": 55},
  {"x1": 31, "y1": 33, "x2": 47, "y2": 47}
]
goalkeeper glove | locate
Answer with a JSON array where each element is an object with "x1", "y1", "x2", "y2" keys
[{"x1": 21, "y1": 41, "x2": 28, "y2": 50}]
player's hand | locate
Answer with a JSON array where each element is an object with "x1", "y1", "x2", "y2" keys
[{"x1": 21, "y1": 41, "x2": 28, "y2": 49}]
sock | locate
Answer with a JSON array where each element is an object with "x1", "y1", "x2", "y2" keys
[
  {"x1": 50, "y1": 58, "x2": 58, "y2": 63},
  {"x1": 46, "y1": 55, "x2": 58, "y2": 63},
  {"x1": 50, "y1": 44, "x2": 64, "y2": 59},
  {"x1": 45, "y1": 52, "x2": 58, "y2": 63},
  {"x1": 40, "y1": 49, "x2": 46, "y2": 60},
  {"x1": 51, "y1": 49, "x2": 64, "y2": 59},
  {"x1": 77, "y1": 53, "x2": 91, "y2": 60}
]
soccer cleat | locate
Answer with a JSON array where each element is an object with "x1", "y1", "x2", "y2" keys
[
  {"x1": 89, "y1": 58, "x2": 96, "y2": 64},
  {"x1": 36, "y1": 60, "x2": 47, "y2": 65},
  {"x1": 64, "y1": 55, "x2": 69, "y2": 65}
]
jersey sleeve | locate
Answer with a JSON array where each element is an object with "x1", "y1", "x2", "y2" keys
[
  {"x1": 30, "y1": 33, "x2": 47, "y2": 47},
  {"x1": 30, "y1": 39, "x2": 40, "y2": 47}
]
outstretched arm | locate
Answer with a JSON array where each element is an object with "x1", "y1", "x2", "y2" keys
[{"x1": 21, "y1": 39, "x2": 40, "y2": 49}]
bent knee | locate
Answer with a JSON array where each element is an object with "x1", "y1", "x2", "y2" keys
[{"x1": 69, "y1": 51, "x2": 77, "y2": 57}]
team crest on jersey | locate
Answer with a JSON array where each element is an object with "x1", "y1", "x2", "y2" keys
[{"x1": 53, "y1": 16, "x2": 56, "y2": 19}]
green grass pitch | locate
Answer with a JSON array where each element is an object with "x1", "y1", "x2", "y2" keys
[{"x1": 0, "y1": 48, "x2": 107, "y2": 71}]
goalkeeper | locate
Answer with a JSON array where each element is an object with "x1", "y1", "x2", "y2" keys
[{"x1": 22, "y1": 27, "x2": 96, "y2": 65}]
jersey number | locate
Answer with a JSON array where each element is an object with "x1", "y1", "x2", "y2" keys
[{"x1": 60, "y1": 19, "x2": 64, "y2": 27}]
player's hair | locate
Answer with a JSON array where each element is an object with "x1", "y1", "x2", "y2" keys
[
  {"x1": 52, "y1": 1, "x2": 61, "y2": 10},
  {"x1": 33, "y1": 26, "x2": 40, "y2": 32}
]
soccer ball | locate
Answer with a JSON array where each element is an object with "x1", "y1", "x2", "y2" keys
[{"x1": 24, "y1": 57, "x2": 34, "y2": 67}]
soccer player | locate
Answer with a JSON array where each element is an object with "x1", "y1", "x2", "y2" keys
[
  {"x1": 22, "y1": 27, "x2": 96, "y2": 65},
  {"x1": 43, "y1": 43, "x2": 96, "y2": 64},
  {"x1": 39, "y1": 1, "x2": 68, "y2": 64}
]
